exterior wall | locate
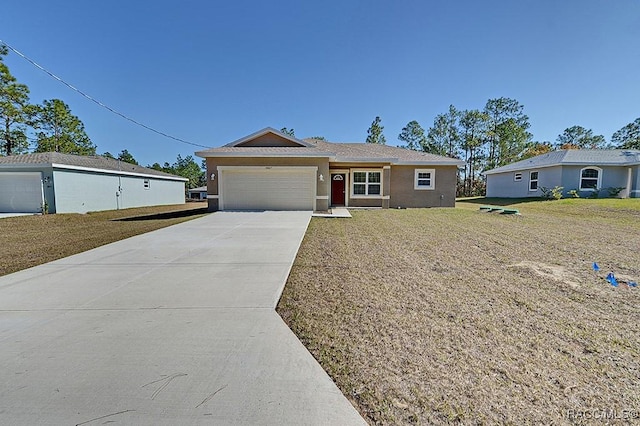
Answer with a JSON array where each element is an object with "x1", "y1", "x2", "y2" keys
[
  {"x1": 330, "y1": 162, "x2": 389, "y2": 208},
  {"x1": 389, "y1": 165, "x2": 457, "y2": 208},
  {"x1": 633, "y1": 165, "x2": 640, "y2": 198},
  {"x1": 52, "y1": 169, "x2": 185, "y2": 213},
  {"x1": 206, "y1": 157, "x2": 329, "y2": 212},
  {"x1": 205, "y1": 158, "x2": 460, "y2": 210},
  {"x1": 561, "y1": 165, "x2": 630, "y2": 197},
  {"x1": 238, "y1": 134, "x2": 302, "y2": 147},
  {"x1": 487, "y1": 165, "x2": 639, "y2": 198},
  {"x1": 486, "y1": 166, "x2": 562, "y2": 198}
]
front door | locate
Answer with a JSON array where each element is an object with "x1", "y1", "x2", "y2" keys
[{"x1": 331, "y1": 174, "x2": 346, "y2": 206}]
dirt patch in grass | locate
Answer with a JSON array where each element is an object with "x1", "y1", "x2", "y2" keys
[
  {"x1": 277, "y1": 199, "x2": 640, "y2": 424},
  {"x1": 0, "y1": 202, "x2": 208, "y2": 277}
]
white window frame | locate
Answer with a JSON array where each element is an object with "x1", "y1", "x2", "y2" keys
[
  {"x1": 514, "y1": 172, "x2": 522, "y2": 182},
  {"x1": 414, "y1": 168, "x2": 435, "y2": 190},
  {"x1": 529, "y1": 171, "x2": 539, "y2": 192},
  {"x1": 143, "y1": 179, "x2": 150, "y2": 190},
  {"x1": 350, "y1": 169, "x2": 383, "y2": 198},
  {"x1": 579, "y1": 166, "x2": 602, "y2": 191}
]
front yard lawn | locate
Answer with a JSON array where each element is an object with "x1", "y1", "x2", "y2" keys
[
  {"x1": 277, "y1": 199, "x2": 640, "y2": 424},
  {"x1": 0, "y1": 202, "x2": 207, "y2": 277}
]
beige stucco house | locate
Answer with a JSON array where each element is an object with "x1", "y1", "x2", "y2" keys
[{"x1": 195, "y1": 127, "x2": 463, "y2": 211}]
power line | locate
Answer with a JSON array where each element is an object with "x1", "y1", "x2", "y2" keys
[{"x1": 0, "y1": 39, "x2": 211, "y2": 149}]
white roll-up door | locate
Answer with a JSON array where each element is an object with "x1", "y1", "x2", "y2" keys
[
  {"x1": 220, "y1": 167, "x2": 316, "y2": 210},
  {"x1": 0, "y1": 172, "x2": 44, "y2": 213}
]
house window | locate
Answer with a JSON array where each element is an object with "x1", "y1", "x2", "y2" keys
[
  {"x1": 580, "y1": 167, "x2": 601, "y2": 190},
  {"x1": 352, "y1": 171, "x2": 381, "y2": 196},
  {"x1": 414, "y1": 169, "x2": 435, "y2": 190},
  {"x1": 529, "y1": 171, "x2": 538, "y2": 191},
  {"x1": 143, "y1": 179, "x2": 150, "y2": 189},
  {"x1": 514, "y1": 172, "x2": 522, "y2": 182}
]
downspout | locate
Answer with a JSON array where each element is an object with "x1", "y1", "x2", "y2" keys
[
  {"x1": 40, "y1": 172, "x2": 46, "y2": 213},
  {"x1": 116, "y1": 159, "x2": 122, "y2": 210}
]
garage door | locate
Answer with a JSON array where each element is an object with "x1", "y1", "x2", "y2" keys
[
  {"x1": 0, "y1": 172, "x2": 44, "y2": 213},
  {"x1": 220, "y1": 167, "x2": 316, "y2": 210}
]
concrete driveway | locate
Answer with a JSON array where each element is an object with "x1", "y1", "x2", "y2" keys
[{"x1": 0, "y1": 211, "x2": 365, "y2": 425}]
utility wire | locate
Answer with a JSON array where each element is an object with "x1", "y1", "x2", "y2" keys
[{"x1": 0, "y1": 39, "x2": 211, "y2": 149}]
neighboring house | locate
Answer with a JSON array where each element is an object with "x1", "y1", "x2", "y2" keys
[
  {"x1": 485, "y1": 149, "x2": 640, "y2": 198},
  {"x1": 195, "y1": 127, "x2": 464, "y2": 211},
  {"x1": 187, "y1": 186, "x2": 208, "y2": 200},
  {"x1": 0, "y1": 152, "x2": 188, "y2": 214}
]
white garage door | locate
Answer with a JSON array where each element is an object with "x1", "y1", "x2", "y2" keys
[
  {"x1": 0, "y1": 172, "x2": 44, "y2": 213},
  {"x1": 221, "y1": 167, "x2": 316, "y2": 210}
]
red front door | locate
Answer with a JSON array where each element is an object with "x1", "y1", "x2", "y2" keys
[{"x1": 331, "y1": 174, "x2": 346, "y2": 206}]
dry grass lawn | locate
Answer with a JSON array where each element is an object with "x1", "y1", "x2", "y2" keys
[
  {"x1": 277, "y1": 199, "x2": 640, "y2": 424},
  {"x1": 0, "y1": 202, "x2": 207, "y2": 277}
]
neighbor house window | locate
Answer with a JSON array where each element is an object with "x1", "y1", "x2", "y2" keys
[
  {"x1": 414, "y1": 169, "x2": 435, "y2": 190},
  {"x1": 514, "y1": 172, "x2": 522, "y2": 182},
  {"x1": 529, "y1": 171, "x2": 538, "y2": 191},
  {"x1": 580, "y1": 167, "x2": 601, "y2": 190},
  {"x1": 352, "y1": 171, "x2": 381, "y2": 196},
  {"x1": 143, "y1": 179, "x2": 150, "y2": 189}
]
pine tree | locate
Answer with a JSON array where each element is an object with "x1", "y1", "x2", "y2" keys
[
  {"x1": 0, "y1": 45, "x2": 32, "y2": 156},
  {"x1": 366, "y1": 116, "x2": 386, "y2": 144},
  {"x1": 398, "y1": 120, "x2": 427, "y2": 151}
]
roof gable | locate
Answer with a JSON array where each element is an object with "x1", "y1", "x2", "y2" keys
[{"x1": 225, "y1": 127, "x2": 316, "y2": 148}]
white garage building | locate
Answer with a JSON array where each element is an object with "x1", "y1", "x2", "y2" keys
[{"x1": 0, "y1": 152, "x2": 188, "y2": 214}]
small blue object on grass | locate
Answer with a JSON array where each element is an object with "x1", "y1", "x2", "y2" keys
[
  {"x1": 606, "y1": 272, "x2": 618, "y2": 287},
  {"x1": 592, "y1": 262, "x2": 600, "y2": 272},
  {"x1": 629, "y1": 281, "x2": 638, "y2": 288}
]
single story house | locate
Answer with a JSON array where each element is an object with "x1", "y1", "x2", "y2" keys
[
  {"x1": 187, "y1": 186, "x2": 208, "y2": 200},
  {"x1": 195, "y1": 127, "x2": 464, "y2": 211},
  {"x1": 0, "y1": 152, "x2": 188, "y2": 214},
  {"x1": 485, "y1": 149, "x2": 640, "y2": 198}
]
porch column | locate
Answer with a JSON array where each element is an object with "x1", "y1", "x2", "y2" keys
[
  {"x1": 382, "y1": 165, "x2": 391, "y2": 209},
  {"x1": 623, "y1": 167, "x2": 632, "y2": 198}
]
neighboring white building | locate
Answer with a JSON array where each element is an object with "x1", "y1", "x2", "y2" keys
[
  {"x1": 0, "y1": 152, "x2": 188, "y2": 214},
  {"x1": 187, "y1": 186, "x2": 208, "y2": 200}
]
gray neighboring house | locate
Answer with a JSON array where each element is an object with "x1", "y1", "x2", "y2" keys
[
  {"x1": 0, "y1": 152, "x2": 188, "y2": 214},
  {"x1": 485, "y1": 149, "x2": 640, "y2": 198}
]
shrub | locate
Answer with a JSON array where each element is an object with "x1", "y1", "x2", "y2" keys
[
  {"x1": 607, "y1": 187, "x2": 625, "y2": 197},
  {"x1": 588, "y1": 188, "x2": 600, "y2": 199},
  {"x1": 567, "y1": 189, "x2": 580, "y2": 198},
  {"x1": 540, "y1": 186, "x2": 564, "y2": 200}
]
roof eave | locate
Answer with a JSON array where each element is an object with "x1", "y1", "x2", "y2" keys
[
  {"x1": 51, "y1": 163, "x2": 188, "y2": 181},
  {"x1": 485, "y1": 161, "x2": 640, "y2": 175},
  {"x1": 195, "y1": 151, "x2": 333, "y2": 158},
  {"x1": 393, "y1": 160, "x2": 465, "y2": 166},
  {"x1": 0, "y1": 163, "x2": 52, "y2": 170},
  {"x1": 332, "y1": 157, "x2": 397, "y2": 163}
]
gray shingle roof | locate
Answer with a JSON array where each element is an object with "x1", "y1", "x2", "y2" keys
[
  {"x1": 0, "y1": 152, "x2": 187, "y2": 181},
  {"x1": 484, "y1": 149, "x2": 640, "y2": 175},
  {"x1": 308, "y1": 140, "x2": 463, "y2": 165},
  {"x1": 195, "y1": 130, "x2": 463, "y2": 166}
]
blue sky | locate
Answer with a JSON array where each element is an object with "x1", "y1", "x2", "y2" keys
[{"x1": 2, "y1": 0, "x2": 639, "y2": 166}]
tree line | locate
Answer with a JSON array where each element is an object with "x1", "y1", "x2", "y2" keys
[
  {"x1": 365, "y1": 102, "x2": 640, "y2": 196},
  {"x1": 0, "y1": 45, "x2": 204, "y2": 189}
]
